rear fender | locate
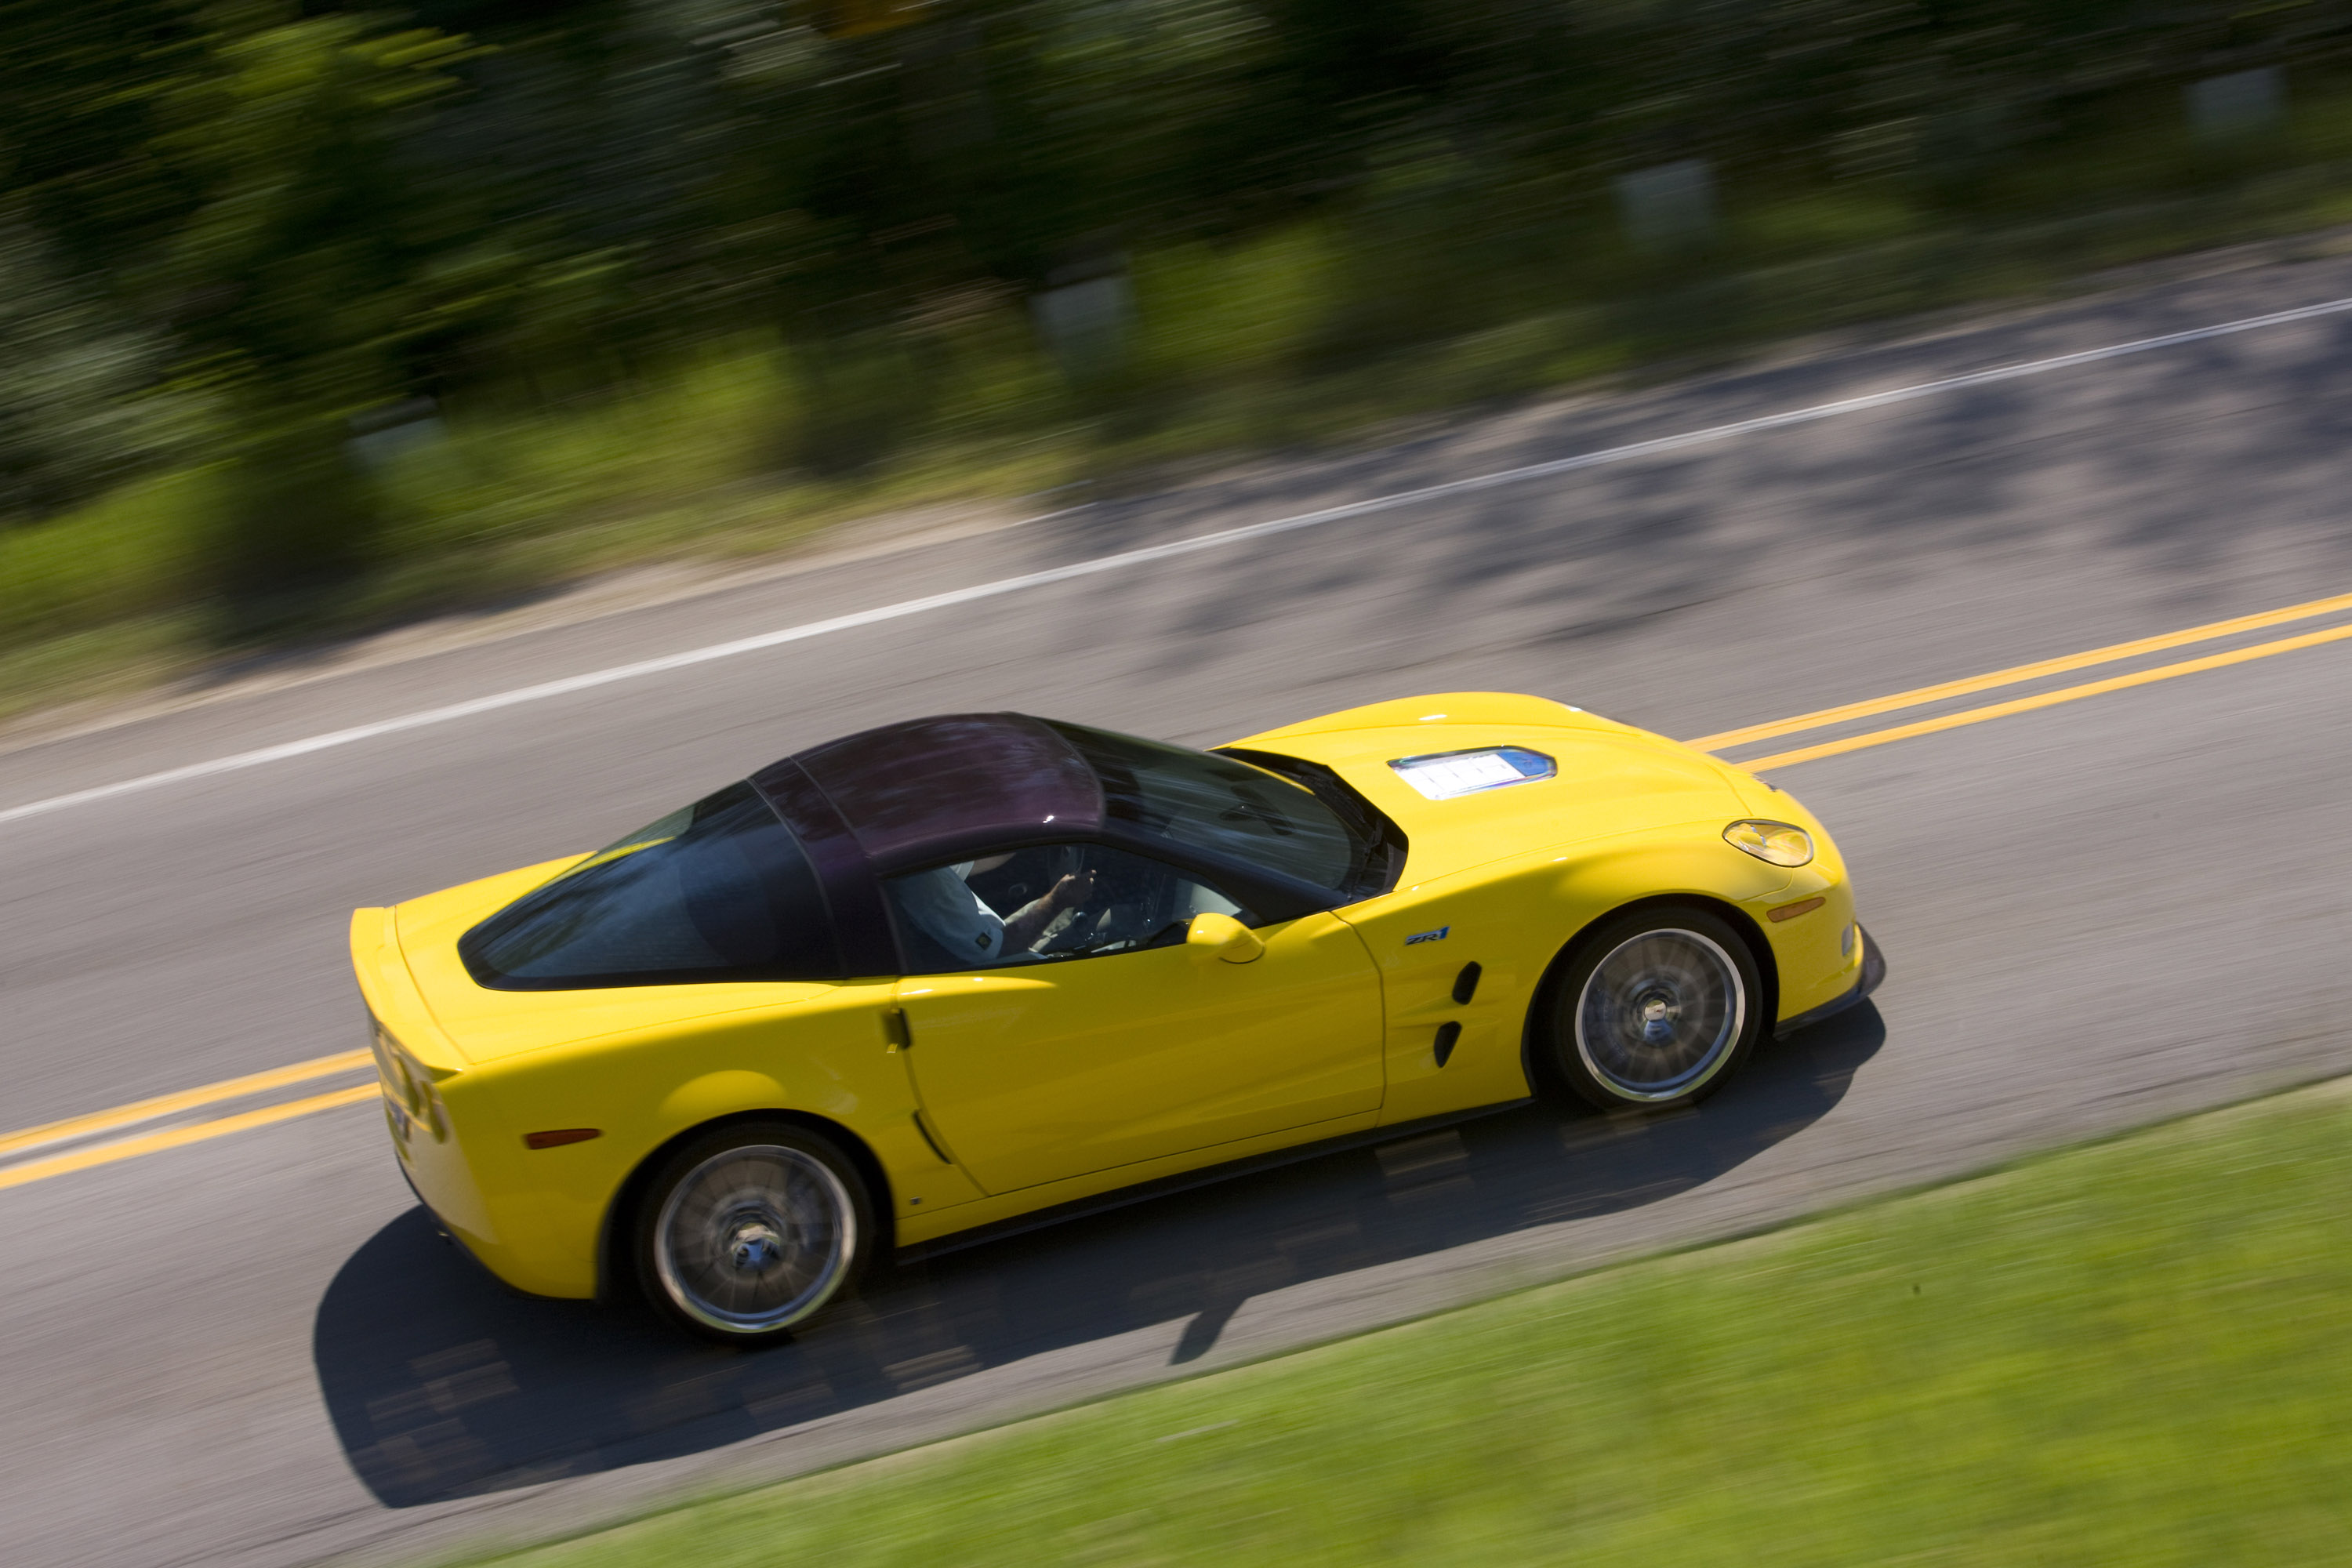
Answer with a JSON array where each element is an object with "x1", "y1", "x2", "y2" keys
[{"x1": 430, "y1": 981, "x2": 982, "y2": 1299}]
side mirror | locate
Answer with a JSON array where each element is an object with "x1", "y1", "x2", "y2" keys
[{"x1": 1186, "y1": 912, "x2": 1265, "y2": 964}]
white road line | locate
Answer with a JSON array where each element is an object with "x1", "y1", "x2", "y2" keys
[{"x1": 5, "y1": 290, "x2": 2350, "y2": 829}]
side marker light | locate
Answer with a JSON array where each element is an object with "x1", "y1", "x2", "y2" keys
[
  {"x1": 1768, "y1": 896, "x2": 1826, "y2": 923},
  {"x1": 524, "y1": 1128, "x2": 601, "y2": 1149}
]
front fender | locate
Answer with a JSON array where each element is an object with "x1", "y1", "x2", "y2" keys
[{"x1": 1334, "y1": 825, "x2": 1798, "y2": 1125}]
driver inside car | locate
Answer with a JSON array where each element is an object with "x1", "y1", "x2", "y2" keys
[{"x1": 895, "y1": 855, "x2": 1095, "y2": 964}]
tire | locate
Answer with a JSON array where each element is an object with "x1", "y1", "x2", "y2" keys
[
  {"x1": 1537, "y1": 906, "x2": 1764, "y2": 1112},
  {"x1": 633, "y1": 1120, "x2": 874, "y2": 1345}
]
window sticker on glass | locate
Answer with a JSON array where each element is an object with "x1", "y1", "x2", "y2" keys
[{"x1": 1389, "y1": 746, "x2": 1557, "y2": 800}]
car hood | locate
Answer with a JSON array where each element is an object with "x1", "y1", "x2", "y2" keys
[{"x1": 1225, "y1": 692, "x2": 1769, "y2": 884}]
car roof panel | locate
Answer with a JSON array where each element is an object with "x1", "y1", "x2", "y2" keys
[{"x1": 763, "y1": 712, "x2": 1105, "y2": 872}]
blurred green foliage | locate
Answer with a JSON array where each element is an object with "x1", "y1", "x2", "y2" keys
[{"x1": 7, "y1": 1, "x2": 2352, "y2": 686}]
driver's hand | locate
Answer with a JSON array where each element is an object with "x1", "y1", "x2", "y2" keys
[{"x1": 1047, "y1": 870, "x2": 1095, "y2": 912}]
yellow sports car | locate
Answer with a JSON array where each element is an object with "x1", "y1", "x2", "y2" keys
[{"x1": 351, "y1": 693, "x2": 1879, "y2": 1342}]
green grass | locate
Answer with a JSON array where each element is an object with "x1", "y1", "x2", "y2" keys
[
  {"x1": 475, "y1": 1078, "x2": 2352, "y2": 1568},
  {"x1": 25, "y1": 80, "x2": 2352, "y2": 727}
]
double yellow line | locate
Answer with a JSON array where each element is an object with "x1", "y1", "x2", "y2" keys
[
  {"x1": 7, "y1": 586, "x2": 2352, "y2": 1195},
  {"x1": 0, "y1": 1051, "x2": 376, "y2": 1192},
  {"x1": 1690, "y1": 590, "x2": 2352, "y2": 768}
]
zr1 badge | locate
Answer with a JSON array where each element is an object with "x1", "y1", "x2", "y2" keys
[{"x1": 1405, "y1": 925, "x2": 1450, "y2": 946}]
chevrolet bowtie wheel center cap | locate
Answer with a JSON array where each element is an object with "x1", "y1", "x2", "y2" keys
[
  {"x1": 726, "y1": 1221, "x2": 785, "y2": 1273},
  {"x1": 1637, "y1": 990, "x2": 1681, "y2": 1041}
]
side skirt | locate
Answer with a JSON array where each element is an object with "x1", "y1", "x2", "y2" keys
[{"x1": 893, "y1": 1099, "x2": 1533, "y2": 1265}]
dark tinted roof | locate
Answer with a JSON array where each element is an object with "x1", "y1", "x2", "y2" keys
[{"x1": 760, "y1": 713, "x2": 1103, "y2": 873}]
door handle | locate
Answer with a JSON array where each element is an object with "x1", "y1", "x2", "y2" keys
[{"x1": 881, "y1": 1007, "x2": 913, "y2": 1050}]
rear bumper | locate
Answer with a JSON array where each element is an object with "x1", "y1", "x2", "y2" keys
[{"x1": 1773, "y1": 923, "x2": 1886, "y2": 1038}]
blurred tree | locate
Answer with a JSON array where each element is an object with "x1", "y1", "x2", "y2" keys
[
  {"x1": 151, "y1": 4, "x2": 478, "y2": 597},
  {"x1": 812, "y1": 0, "x2": 927, "y2": 39},
  {"x1": 0, "y1": 0, "x2": 204, "y2": 284},
  {"x1": 0, "y1": 210, "x2": 172, "y2": 518},
  {"x1": 0, "y1": 2, "x2": 199, "y2": 522},
  {"x1": 7, "y1": 0, "x2": 2352, "y2": 561}
]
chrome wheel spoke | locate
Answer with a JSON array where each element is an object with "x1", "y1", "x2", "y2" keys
[
  {"x1": 1573, "y1": 927, "x2": 1745, "y2": 1101},
  {"x1": 653, "y1": 1145, "x2": 855, "y2": 1334}
]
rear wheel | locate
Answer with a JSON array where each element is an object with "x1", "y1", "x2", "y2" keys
[
  {"x1": 1540, "y1": 906, "x2": 1762, "y2": 1112},
  {"x1": 634, "y1": 1121, "x2": 873, "y2": 1345}
]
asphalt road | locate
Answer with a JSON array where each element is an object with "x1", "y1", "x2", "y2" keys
[{"x1": 5, "y1": 246, "x2": 2352, "y2": 1568}]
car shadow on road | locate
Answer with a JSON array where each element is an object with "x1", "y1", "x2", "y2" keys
[{"x1": 314, "y1": 1006, "x2": 1882, "y2": 1507}]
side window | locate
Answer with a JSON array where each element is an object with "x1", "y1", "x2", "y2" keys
[
  {"x1": 460, "y1": 782, "x2": 840, "y2": 989},
  {"x1": 885, "y1": 842, "x2": 1248, "y2": 975},
  {"x1": 1047, "y1": 721, "x2": 1363, "y2": 893}
]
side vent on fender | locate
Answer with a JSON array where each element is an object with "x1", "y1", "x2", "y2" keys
[
  {"x1": 1433, "y1": 1022, "x2": 1462, "y2": 1068},
  {"x1": 1452, "y1": 963, "x2": 1482, "y2": 1005}
]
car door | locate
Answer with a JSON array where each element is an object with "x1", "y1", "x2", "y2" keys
[{"x1": 887, "y1": 841, "x2": 1385, "y2": 1194}]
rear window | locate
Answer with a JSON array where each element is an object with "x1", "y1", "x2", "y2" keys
[
  {"x1": 459, "y1": 782, "x2": 840, "y2": 989},
  {"x1": 1047, "y1": 721, "x2": 1361, "y2": 893}
]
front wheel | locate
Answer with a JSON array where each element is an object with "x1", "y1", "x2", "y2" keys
[
  {"x1": 1538, "y1": 907, "x2": 1763, "y2": 1112},
  {"x1": 634, "y1": 1121, "x2": 873, "y2": 1345}
]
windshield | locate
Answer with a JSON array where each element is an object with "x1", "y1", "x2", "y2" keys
[
  {"x1": 459, "y1": 782, "x2": 840, "y2": 989},
  {"x1": 1046, "y1": 721, "x2": 1363, "y2": 894}
]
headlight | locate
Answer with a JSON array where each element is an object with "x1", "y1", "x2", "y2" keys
[{"x1": 1724, "y1": 819, "x2": 1814, "y2": 867}]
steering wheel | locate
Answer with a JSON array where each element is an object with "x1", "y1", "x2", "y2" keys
[{"x1": 1025, "y1": 845, "x2": 1109, "y2": 956}]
